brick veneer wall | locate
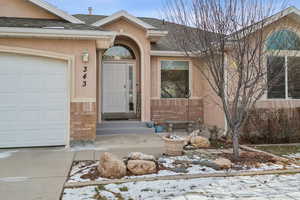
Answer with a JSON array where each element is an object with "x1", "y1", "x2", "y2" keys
[
  {"x1": 151, "y1": 99, "x2": 204, "y2": 123},
  {"x1": 70, "y1": 102, "x2": 97, "y2": 142}
]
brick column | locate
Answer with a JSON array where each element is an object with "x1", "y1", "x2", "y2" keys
[{"x1": 70, "y1": 102, "x2": 97, "y2": 143}]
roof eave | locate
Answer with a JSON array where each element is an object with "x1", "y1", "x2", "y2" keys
[
  {"x1": 0, "y1": 27, "x2": 116, "y2": 40},
  {"x1": 91, "y1": 10, "x2": 156, "y2": 30},
  {"x1": 28, "y1": 0, "x2": 85, "y2": 24},
  {"x1": 151, "y1": 50, "x2": 191, "y2": 57},
  {"x1": 230, "y1": 6, "x2": 300, "y2": 39},
  {"x1": 147, "y1": 30, "x2": 168, "y2": 42}
]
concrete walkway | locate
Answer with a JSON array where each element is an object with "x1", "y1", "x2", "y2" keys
[
  {"x1": 0, "y1": 133, "x2": 165, "y2": 200},
  {"x1": 0, "y1": 147, "x2": 74, "y2": 200},
  {"x1": 74, "y1": 133, "x2": 165, "y2": 161}
]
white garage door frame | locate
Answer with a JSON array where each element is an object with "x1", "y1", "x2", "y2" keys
[{"x1": 0, "y1": 45, "x2": 75, "y2": 148}]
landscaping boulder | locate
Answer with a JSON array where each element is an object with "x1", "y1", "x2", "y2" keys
[
  {"x1": 186, "y1": 130, "x2": 199, "y2": 145},
  {"x1": 190, "y1": 136, "x2": 210, "y2": 148},
  {"x1": 128, "y1": 152, "x2": 156, "y2": 161},
  {"x1": 98, "y1": 152, "x2": 127, "y2": 179},
  {"x1": 213, "y1": 158, "x2": 232, "y2": 169},
  {"x1": 198, "y1": 126, "x2": 211, "y2": 139},
  {"x1": 127, "y1": 160, "x2": 157, "y2": 175}
]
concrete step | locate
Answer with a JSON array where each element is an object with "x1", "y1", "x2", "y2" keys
[
  {"x1": 96, "y1": 121, "x2": 155, "y2": 135},
  {"x1": 96, "y1": 127, "x2": 155, "y2": 135},
  {"x1": 97, "y1": 121, "x2": 148, "y2": 129}
]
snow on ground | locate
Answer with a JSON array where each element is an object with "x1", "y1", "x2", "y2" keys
[
  {"x1": 67, "y1": 154, "x2": 300, "y2": 183},
  {"x1": 0, "y1": 177, "x2": 29, "y2": 182},
  {"x1": 0, "y1": 150, "x2": 18, "y2": 159},
  {"x1": 285, "y1": 153, "x2": 300, "y2": 159},
  {"x1": 69, "y1": 144, "x2": 108, "y2": 152},
  {"x1": 63, "y1": 173, "x2": 300, "y2": 200}
]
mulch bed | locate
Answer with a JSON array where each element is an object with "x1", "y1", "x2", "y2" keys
[
  {"x1": 69, "y1": 148, "x2": 296, "y2": 182},
  {"x1": 222, "y1": 151, "x2": 287, "y2": 168}
]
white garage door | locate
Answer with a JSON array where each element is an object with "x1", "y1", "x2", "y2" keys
[{"x1": 0, "y1": 52, "x2": 68, "y2": 148}]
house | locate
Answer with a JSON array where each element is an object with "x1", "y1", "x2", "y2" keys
[{"x1": 0, "y1": 0, "x2": 299, "y2": 148}]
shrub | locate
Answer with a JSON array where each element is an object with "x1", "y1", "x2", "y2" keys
[{"x1": 242, "y1": 107, "x2": 300, "y2": 144}]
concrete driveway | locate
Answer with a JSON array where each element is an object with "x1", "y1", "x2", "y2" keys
[{"x1": 0, "y1": 148, "x2": 74, "y2": 200}]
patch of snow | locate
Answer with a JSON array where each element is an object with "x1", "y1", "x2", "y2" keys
[
  {"x1": 167, "y1": 135, "x2": 185, "y2": 140},
  {"x1": 69, "y1": 144, "x2": 107, "y2": 152},
  {"x1": 99, "y1": 190, "x2": 116, "y2": 199},
  {"x1": 285, "y1": 153, "x2": 300, "y2": 158},
  {"x1": 0, "y1": 150, "x2": 18, "y2": 159},
  {"x1": 0, "y1": 177, "x2": 29, "y2": 182},
  {"x1": 63, "y1": 186, "x2": 96, "y2": 200},
  {"x1": 64, "y1": 174, "x2": 300, "y2": 200}
]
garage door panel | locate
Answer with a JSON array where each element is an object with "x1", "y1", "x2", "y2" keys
[
  {"x1": 44, "y1": 77, "x2": 66, "y2": 90},
  {"x1": 0, "y1": 75, "x2": 20, "y2": 91},
  {"x1": 0, "y1": 109, "x2": 18, "y2": 122},
  {"x1": 0, "y1": 52, "x2": 68, "y2": 148},
  {"x1": 43, "y1": 110, "x2": 67, "y2": 121},
  {"x1": 19, "y1": 109, "x2": 42, "y2": 122},
  {"x1": 0, "y1": 94, "x2": 18, "y2": 105},
  {"x1": 22, "y1": 93, "x2": 44, "y2": 105},
  {"x1": 20, "y1": 75, "x2": 43, "y2": 90}
]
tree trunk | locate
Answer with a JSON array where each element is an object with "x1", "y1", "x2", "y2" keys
[{"x1": 232, "y1": 129, "x2": 240, "y2": 160}]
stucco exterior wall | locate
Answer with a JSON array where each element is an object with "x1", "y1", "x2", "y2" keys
[{"x1": 0, "y1": 0, "x2": 60, "y2": 19}]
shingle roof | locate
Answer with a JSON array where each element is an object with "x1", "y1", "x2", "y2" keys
[
  {"x1": 74, "y1": 14, "x2": 208, "y2": 51},
  {"x1": 0, "y1": 17, "x2": 103, "y2": 31}
]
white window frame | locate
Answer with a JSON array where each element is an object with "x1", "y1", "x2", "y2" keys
[
  {"x1": 158, "y1": 59, "x2": 193, "y2": 99},
  {"x1": 265, "y1": 51, "x2": 300, "y2": 100}
]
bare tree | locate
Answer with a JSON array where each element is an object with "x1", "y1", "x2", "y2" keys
[{"x1": 163, "y1": 0, "x2": 287, "y2": 159}]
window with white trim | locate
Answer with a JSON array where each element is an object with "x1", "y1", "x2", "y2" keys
[
  {"x1": 161, "y1": 60, "x2": 189, "y2": 98},
  {"x1": 266, "y1": 30, "x2": 300, "y2": 99}
]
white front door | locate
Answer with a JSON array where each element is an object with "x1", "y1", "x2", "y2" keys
[{"x1": 103, "y1": 63, "x2": 129, "y2": 113}]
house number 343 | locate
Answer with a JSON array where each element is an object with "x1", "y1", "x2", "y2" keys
[{"x1": 82, "y1": 66, "x2": 88, "y2": 87}]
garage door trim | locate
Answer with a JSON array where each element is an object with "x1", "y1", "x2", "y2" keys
[{"x1": 0, "y1": 45, "x2": 74, "y2": 147}]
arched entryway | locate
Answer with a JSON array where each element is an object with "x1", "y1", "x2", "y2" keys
[{"x1": 101, "y1": 36, "x2": 141, "y2": 120}]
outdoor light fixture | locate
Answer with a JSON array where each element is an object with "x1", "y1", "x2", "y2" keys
[{"x1": 82, "y1": 51, "x2": 89, "y2": 63}]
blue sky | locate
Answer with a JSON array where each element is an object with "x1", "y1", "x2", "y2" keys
[
  {"x1": 47, "y1": 0, "x2": 164, "y2": 17},
  {"x1": 46, "y1": 0, "x2": 300, "y2": 18}
]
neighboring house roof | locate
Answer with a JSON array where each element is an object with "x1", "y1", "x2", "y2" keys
[{"x1": 27, "y1": 0, "x2": 84, "y2": 24}]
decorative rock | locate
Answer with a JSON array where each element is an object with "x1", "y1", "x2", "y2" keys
[
  {"x1": 127, "y1": 160, "x2": 157, "y2": 175},
  {"x1": 172, "y1": 167, "x2": 188, "y2": 173},
  {"x1": 190, "y1": 130, "x2": 200, "y2": 137},
  {"x1": 213, "y1": 158, "x2": 232, "y2": 169},
  {"x1": 198, "y1": 127, "x2": 211, "y2": 139},
  {"x1": 195, "y1": 160, "x2": 221, "y2": 170},
  {"x1": 97, "y1": 152, "x2": 127, "y2": 179},
  {"x1": 190, "y1": 136, "x2": 210, "y2": 148},
  {"x1": 128, "y1": 152, "x2": 156, "y2": 161},
  {"x1": 184, "y1": 145, "x2": 197, "y2": 150}
]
